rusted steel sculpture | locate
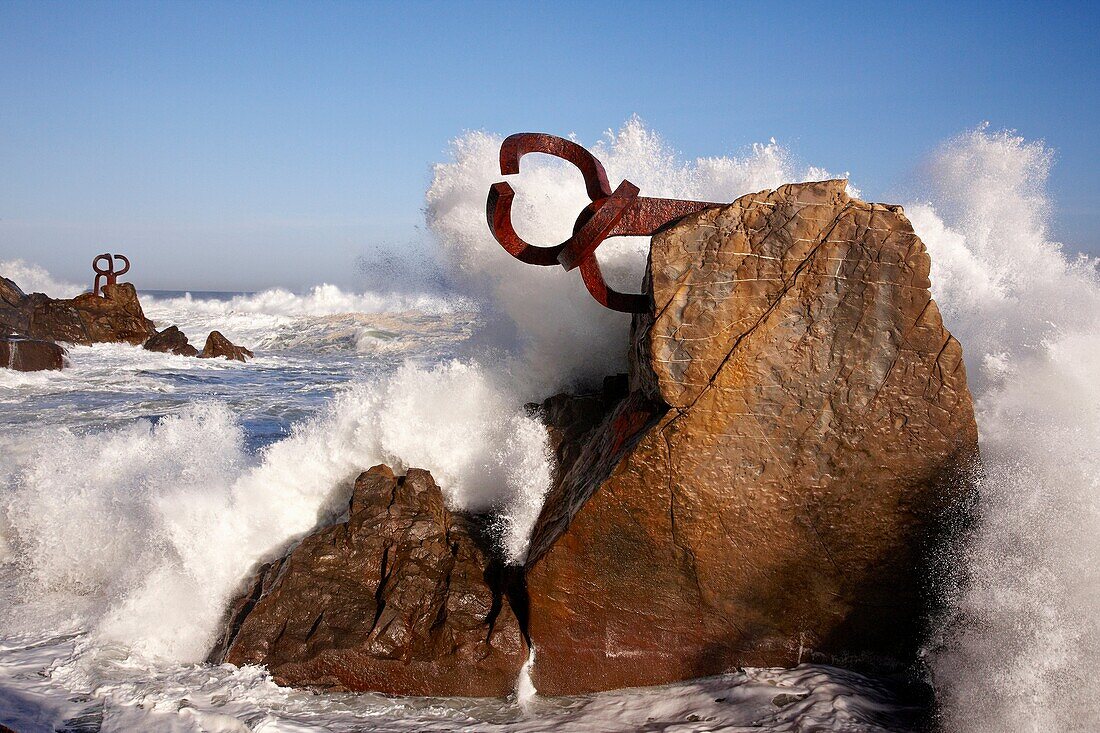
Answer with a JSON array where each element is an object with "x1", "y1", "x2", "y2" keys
[
  {"x1": 92, "y1": 253, "x2": 130, "y2": 296},
  {"x1": 487, "y1": 133, "x2": 720, "y2": 312}
]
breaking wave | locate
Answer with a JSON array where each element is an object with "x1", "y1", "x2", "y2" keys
[{"x1": 0, "y1": 362, "x2": 549, "y2": 661}]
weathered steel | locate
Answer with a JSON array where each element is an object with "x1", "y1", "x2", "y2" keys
[
  {"x1": 92, "y1": 253, "x2": 130, "y2": 296},
  {"x1": 486, "y1": 132, "x2": 721, "y2": 313}
]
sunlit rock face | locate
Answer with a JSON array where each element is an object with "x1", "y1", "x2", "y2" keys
[
  {"x1": 198, "y1": 330, "x2": 253, "y2": 361},
  {"x1": 143, "y1": 325, "x2": 199, "y2": 357},
  {"x1": 525, "y1": 180, "x2": 980, "y2": 695}
]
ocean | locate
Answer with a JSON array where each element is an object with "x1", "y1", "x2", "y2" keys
[{"x1": 1, "y1": 121, "x2": 1097, "y2": 732}]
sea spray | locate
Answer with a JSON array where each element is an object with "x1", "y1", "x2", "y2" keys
[
  {"x1": 0, "y1": 259, "x2": 82, "y2": 299},
  {"x1": 140, "y1": 284, "x2": 471, "y2": 349},
  {"x1": 0, "y1": 361, "x2": 549, "y2": 660},
  {"x1": 910, "y1": 128, "x2": 1100, "y2": 733}
]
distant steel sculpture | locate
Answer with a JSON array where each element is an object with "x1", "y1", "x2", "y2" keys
[
  {"x1": 487, "y1": 133, "x2": 720, "y2": 312},
  {"x1": 92, "y1": 253, "x2": 130, "y2": 296}
]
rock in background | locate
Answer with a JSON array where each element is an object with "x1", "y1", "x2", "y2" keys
[
  {"x1": 0, "y1": 275, "x2": 156, "y2": 346},
  {"x1": 143, "y1": 325, "x2": 199, "y2": 357},
  {"x1": 524, "y1": 180, "x2": 979, "y2": 695},
  {"x1": 199, "y1": 330, "x2": 254, "y2": 362}
]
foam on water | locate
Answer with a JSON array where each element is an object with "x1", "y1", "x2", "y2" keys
[
  {"x1": 1, "y1": 119, "x2": 1097, "y2": 731},
  {"x1": 0, "y1": 362, "x2": 548, "y2": 665}
]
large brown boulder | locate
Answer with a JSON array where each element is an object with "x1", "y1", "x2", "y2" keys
[
  {"x1": 523, "y1": 180, "x2": 980, "y2": 695},
  {"x1": 198, "y1": 330, "x2": 253, "y2": 362},
  {"x1": 0, "y1": 275, "x2": 156, "y2": 345},
  {"x1": 144, "y1": 325, "x2": 199, "y2": 357},
  {"x1": 213, "y1": 465, "x2": 527, "y2": 696},
  {"x1": 0, "y1": 336, "x2": 65, "y2": 371}
]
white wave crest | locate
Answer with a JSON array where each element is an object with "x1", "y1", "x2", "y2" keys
[{"x1": 141, "y1": 284, "x2": 472, "y2": 350}]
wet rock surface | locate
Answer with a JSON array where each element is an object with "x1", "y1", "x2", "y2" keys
[
  {"x1": 199, "y1": 330, "x2": 254, "y2": 362},
  {"x1": 524, "y1": 180, "x2": 980, "y2": 695},
  {"x1": 0, "y1": 336, "x2": 65, "y2": 372},
  {"x1": 143, "y1": 325, "x2": 199, "y2": 357},
  {"x1": 214, "y1": 465, "x2": 526, "y2": 696}
]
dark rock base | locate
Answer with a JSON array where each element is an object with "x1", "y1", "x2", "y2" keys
[{"x1": 0, "y1": 336, "x2": 65, "y2": 371}]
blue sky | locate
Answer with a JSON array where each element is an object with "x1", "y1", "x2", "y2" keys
[{"x1": 1, "y1": 1, "x2": 1097, "y2": 290}]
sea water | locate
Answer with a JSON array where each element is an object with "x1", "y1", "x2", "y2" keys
[{"x1": 0, "y1": 120, "x2": 1097, "y2": 732}]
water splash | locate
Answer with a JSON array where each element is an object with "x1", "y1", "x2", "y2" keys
[
  {"x1": 0, "y1": 259, "x2": 82, "y2": 298},
  {"x1": 515, "y1": 646, "x2": 537, "y2": 712},
  {"x1": 908, "y1": 127, "x2": 1100, "y2": 733}
]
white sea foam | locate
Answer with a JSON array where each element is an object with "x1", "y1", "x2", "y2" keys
[
  {"x1": 141, "y1": 285, "x2": 472, "y2": 350},
  {"x1": 0, "y1": 360, "x2": 548, "y2": 662}
]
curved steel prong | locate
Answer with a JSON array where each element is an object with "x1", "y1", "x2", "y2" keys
[
  {"x1": 578, "y1": 255, "x2": 648, "y2": 314},
  {"x1": 499, "y1": 133, "x2": 612, "y2": 201},
  {"x1": 92, "y1": 253, "x2": 113, "y2": 296},
  {"x1": 486, "y1": 182, "x2": 565, "y2": 266},
  {"x1": 91, "y1": 252, "x2": 130, "y2": 295},
  {"x1": 92, "y1": 253, "x2": 113, "y2": 275},
  {"x1": 487, "y1": 133, "x2": 618, "y2": 266},
  {"x1": 560, "y1": 180, "x2": 640, "y2": 271},
  {"x1": 486, "y1": 132, "x2": 720, "y2": 314}
]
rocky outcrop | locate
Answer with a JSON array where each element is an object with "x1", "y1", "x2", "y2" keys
[
  {"x1": 144, "y1": 325, "x2": 199, "y2": 357},
  {"x1": 212, "y1": 465, "x2": 526, "y2": 696},
  {"x1": 0, "y1": 275, "x2": 155, "y2": 345},
  {"x1": 1, "y1": 274, "x2": 256, "y2": 363},
  {"x1": 199, "y1": 330, "x2": 253, "y2": 362},
  {"x1": 523, "y1": 180, "x2": 979, "y2": 695},
  {"x1": 0, "y1": 336, "x2": 65, "y2": 371},
  {"x1": 213, "y1": 180, "x2": 978, "y2": 699}
]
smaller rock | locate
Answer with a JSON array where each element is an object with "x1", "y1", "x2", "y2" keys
[
  {"x1": 199, "y1": 330, "x2": 253, "y2": 362},
  {"x1": 215, "y1": 465, "x2": 527, "y2": 696},
  {"x1": 144, "y1": 325, "x2": 199, "y2": 357},
  {"x1": 0, "y1": 336, "x2": 65, "y2": 372}
]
